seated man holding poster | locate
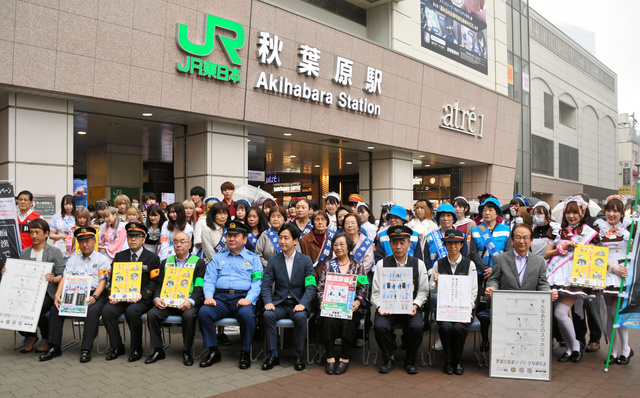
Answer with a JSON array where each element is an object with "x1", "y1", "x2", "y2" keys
[
  {"x1": 430, "y1": 229, "x2": 477, "y2": 375},
  {"x1": 198, "y1": 220, "x2": 263, "y2": 369},
  {"x1": 261, "y1": 223, "x2": 315, "y2": 371},
  {"x1": 1, "y1": 219, "x2": 65, "y2": 354},
  {"x1": 371, "y1": 225, "x2": 430, "y2": 375},
  {"x1": 102, "y1": 222, "x2": 161, "y2": 362},
  {"x1": 39, "y1": 227, "x2": 110, "y2": 362},
  {"x1": 145, "y1": 232, "x2": 206, "y2": 366}
]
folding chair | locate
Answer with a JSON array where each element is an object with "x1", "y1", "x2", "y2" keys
[{"x1": 214, "y1": 318, "x2": 262, "y2": 361}]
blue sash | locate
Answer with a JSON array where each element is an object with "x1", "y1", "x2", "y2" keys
[
  {"x1": 328, "y1": 258, "x2": 341, "y2": 273},
  {"x1": 314, "y1": 230, "x2": 335, "y2": 267},
  {"x1": 478, "y1": 223, "x2": 501, "y2": 260},
  {"x1": 266, "y1": 228, "x2": 281, "y2": 254},
  {"x1": 430, "y1": 229, "x2": 448, "y2": 260},
  {"x1": 353, "y1": 236, "x2": 373, "y2": 262},
  {"x1": 213, "y1": 227, "x2": 227, "y2": 253},
  {"x1": 247, "y1": 232, "x2": 258, "y2": 249},
  {"x1": 300, "y1": 221, "x2": 313, "y2": 238}
]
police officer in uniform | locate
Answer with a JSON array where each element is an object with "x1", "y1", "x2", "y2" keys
[
  {"x1": 39, "y1": 227, "x2": 110, "y2": 362},
  {"x1": 198, "y1": 220, "x2": 263, "y2": 369},
  {"x1": 102, "y1": 222, "x2": 161, "y2": 362},
  {"x1": 371, "y1": 225, "x2": 430, "y2": 375}
]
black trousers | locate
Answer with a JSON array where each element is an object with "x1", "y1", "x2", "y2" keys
[
  {"x1": 263, "y1": 299, "x2": 308, "y2": 353},
  {"x1": 48, "y1": 293, "x2": 107, "y2": 351},
  {"x1": 374, "y1": 312, "x2": 423, "y2": 364},
  {"x1": 437, "y1": 321, "x2": 470, "y2": 366},
  {"x1": 146, "y1": 306, "x2": 199, "y2": 352},
  {"x1": 320, "y1": 310, "x2": 363, "y2": 360},
  {"x1": 102, "y1": 301, "x2": 151, "y2": 350},
  {"x1": 20, "y1": 294, "x2": 54, "y2": 339}
]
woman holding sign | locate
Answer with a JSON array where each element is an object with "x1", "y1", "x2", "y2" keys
[
  {"x1": 317, "y1": 233, "x2": 368, "y2": 375},
  {"x1": 430, "y1": 229, "x2": 477, "y2": 375},
  {"x1": 595, "y1": 195, "x2": 633, "y2": 364},
  {"x1": 545, "y1": 196, "x2": 600, "y2": 363}
]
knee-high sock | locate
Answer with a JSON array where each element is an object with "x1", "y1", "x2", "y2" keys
[{"x1": 555, "y1": 303, "x2": 579, "y2": 354}]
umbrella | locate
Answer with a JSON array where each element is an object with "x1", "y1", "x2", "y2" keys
[
  {"x1": 233, "y1": 185, "x2": 274, "y2": 206},
  {"x1": 527, "y1": 197, "x2": 541, "y2": 206},
  {"x1": 551, "y1": 200, "x2": 602, "y2": 223},
  {"x1": 585, "y1": 295, "x2": 609, "y2": 344}
]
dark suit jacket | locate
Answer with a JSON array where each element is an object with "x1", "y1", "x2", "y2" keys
[
  {"x1": 20, "y1": 244, "x2": 65, "y2": 299},
  {"x1": 486, "y1": 250, "x2": 549, "y2": 292},
  {"x1": 154, "y1": 255, "x2": 206, "y2": 307},
  {"x1": 261, "y1": 251, "x2": 316, "y2": 309},
  {"x1": 112, "y1": 247, "x2": 161, "y2": 305}
]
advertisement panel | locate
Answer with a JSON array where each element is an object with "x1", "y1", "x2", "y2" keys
[{"x1": 420, "y1": 0, "x2": 488, "y2": 75}]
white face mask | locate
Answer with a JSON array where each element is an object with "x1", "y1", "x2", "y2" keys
[
  {"x1": 514, "y1": 217, "x2": 523, "y2": 224},
  {"x1": 132, "y1": 203, "x2": 139, "y2": 208},
  {"x1": 532, "y1": 215, "x2": 546, "y2": 226},
  {"x1": 510, "y1": 207, "x2": 518, "y2": 217},
  {"x1": 89, "y1": 212, "x2": 94, "y2": 218}
]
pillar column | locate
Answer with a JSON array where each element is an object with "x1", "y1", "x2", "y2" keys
[
  {"x1": 0, "y1": 93, "x2": 73, "y2": 212},
  {"x1": 174, "y1": 121, "x2": 248, "y2": 201},
  {"x1": 359, "y1": 150, "x2": 413, "y2": 211}
]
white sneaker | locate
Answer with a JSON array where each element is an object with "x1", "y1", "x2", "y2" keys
[{"x1": 434, "y1": 339, "x2": 443, "y2": 351}]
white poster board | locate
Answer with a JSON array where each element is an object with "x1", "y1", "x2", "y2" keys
[
  {"x1": 490, "y1": 291, "x2": 552, "y2": 381},
  {"x1": 0, "y1": 258, "x2": 53, "y2": 332},
  {"x1": 436, "y1": 274, "x2": 472, "y2": 322},
  {"x1": 379, "y1": 267, "x2": 413, "y2": 314}
]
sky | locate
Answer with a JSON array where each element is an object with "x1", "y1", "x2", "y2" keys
[{"x1": 529, "y1": 0, "x2": 640, "y2": 116}]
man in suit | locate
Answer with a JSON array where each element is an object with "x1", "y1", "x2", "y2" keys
[
  {"x1": 39, "y1": 227, "x2": 110, "y2": 362},
  {"x1": 2, "y1": 219, "x2": 65, "y2": 353},
  {"x1": 261, "y1": 223, "x2": 315, "y2": 371},
  {"x1": 103, "y1": 222, "x2": 161, "y2": 362},
  {"x1": 485, "y1": 223, "x2": 557, "y2": 298},
  {"x1": 198, "y1": 220, "x2": 263, "y2": 369},
  {"x1": 145, "y1": 232, "x2": 206, "y2": 366}
]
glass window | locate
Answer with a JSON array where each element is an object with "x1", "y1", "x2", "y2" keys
[
  {"x1": 521, "y1": 14, "x2": 529, "y2": 60},
  {"x1": 559, "y1": 101, "x2": 577, "y2": 129},
  {"x1": 512, "y1": 9, "x2": 521, "y2": 54},
  {"x1": 507, "y1": 9, "x2": 513, "y2": 52},
  {"x1": 559, "y1": 144, "x2": 579, "y2": 181},
  {"x1": 532, "y1": 135, "x2": 553, "y2": 176},
  {"x1": 544, "y1": 93, "x2": 554, "y2": 129}
]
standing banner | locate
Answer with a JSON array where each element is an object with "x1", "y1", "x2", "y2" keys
[
  {"x1": 436, "y1": 274, "x2": 472, "y2": 323},
  {"x1": 571, "y1": 244, "x2": 608, "y2": 289},
  {"x1": 380, "y1": 267, "x2": 413, "y2": 314},
  {"x1": 160, "y1": 264, "x2": 196, "y2": 307},
  {"x1": 110, "y1": 262, "x2": 143, "y2": 301},
  {"x1": 0, "y1": 181, "x2": 21, "y2": 269},
  {"x1": 59, "y1": 276, "x2": 92, "y2": 317},
  {"x1": 490, "y1": 291, "x2": 552, "y2": 381},
  {"x1": 320, "y1": 272, "x2": 357, "y2": 320},
  {"x1": 0, "y1": 259, "x2": 52, "y2": 332}
]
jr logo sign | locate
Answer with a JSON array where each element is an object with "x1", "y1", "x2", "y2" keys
[{"x1": 175, "y1": 14, "x2": 245, "y2": 83}]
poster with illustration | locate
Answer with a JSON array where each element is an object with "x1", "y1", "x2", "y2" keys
[
  {"x1": 59, "y1": 276, "x2": 92, "y2": 317},
  {"x1": 380, "y1": 267, "x2": 413, "y2": 314},
  {"x1": 110, "y1": 262, "x2": 143, "y2": 301},
  {"x1": 320, "y1": 272, "x2": 357, "y2": 320},
  {"x1": 160, "y1": 264, "x2": 195, "y2": 307},
  {"x1": 571, "y1": 244, "x2": 609, "y2": 289}
]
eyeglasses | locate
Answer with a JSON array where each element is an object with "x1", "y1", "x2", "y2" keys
[
  {"x1": 174, "y1": 240, "x2": 190, "y2": 245},
  {"x1": 513, "y1": 236, "x2": 531, "y2": 241}
]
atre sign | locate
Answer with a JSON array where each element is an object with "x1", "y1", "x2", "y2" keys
[{"x1": 440, "y1": 101, "x2": 484, "y2": 138}]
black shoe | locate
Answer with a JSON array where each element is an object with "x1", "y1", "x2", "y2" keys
[
  {"x1": 570, "y1": 350, "x2": 582, "y2": 363},
  {"x1": 444, "y1": 363, "x2": 454, "y2": 375},
  {"x1": 605, "y1": 355, "x2": 617, "y2": 365},
  {"x1": 199, "y1": 348, "x2": 221, "y2": 367},
  {"x1": 454, "y1": 364, "x2": 464, "y2": 375},
  {"x1": 294, "y1": 355, "x2": 305, "y2": 371},
  {"x1": 80, "y1": 350, "x2": 92, "y2": 363},
  {"x1": 183, "y1": 351, "x2": 194, "y2": 366},
  {"x1": 239, "y1": 351, "x2": 251, "y2": 369},
  {"x1": 39, "y1": 345, "x2": 61, "y2": 361},
  {"x1": 558, "y1": 352, "x2": 571, "y2": 362},
  {"x1": 105, "y1": 344, "x2": 125, "y2": 361},
  {"x1": 325, "y1": 361, "x2": 336, "y2": 375},
  {"x1": 379, "y1": 358, "x2": 396, "y2": 374},
  {"x1": 334, "y1": 361, "x2": 349, "y2": 375},
  {"x1": 128, "y1": 349, "x2": 143, "y2": 362},
  {"x1": 218, "y1": 333, "x2": 231, "y2": 345},
  {"x1": 144, "y1": 349, "x2": 165, "y2": 364},
  {"x1": 617, "y1": 349, "x2": 634, "y2": 365},
  {"x1": 405, "y1": 363, "x2": 418, "y2": 375},
  {"x1": 261, "y1": 354, "x2": 280, "y2": 370}
]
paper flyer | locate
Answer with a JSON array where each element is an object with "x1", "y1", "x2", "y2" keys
[
  {"x1": 379, "y1": 267, "x2": 413, "y2": 314},
  {"x1": 436, "y1": 274, "x2": 472, "y2": 322},
  {"x1": 159, "y1": 264, "x2": 195, "y2": 307},
  {"x1": 0, "y1": 259, "x2": 53, "y2": 332},
  {"x1": 59, "y1": 276, "x2": 92, "y2": 317},
  {"x1": 110, "y1": 262, "x2": 143, "y2": 301},
  {"x1": 571, "y1": 244, "x2": 609, "y2": 289},
  {"x1": 320, "y1": 272, "x2": 357, "y2": 320}
]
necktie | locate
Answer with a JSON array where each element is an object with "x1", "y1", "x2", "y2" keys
[{"x1": 131, "y1": 253, "x2": 137, "y2": 262}]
